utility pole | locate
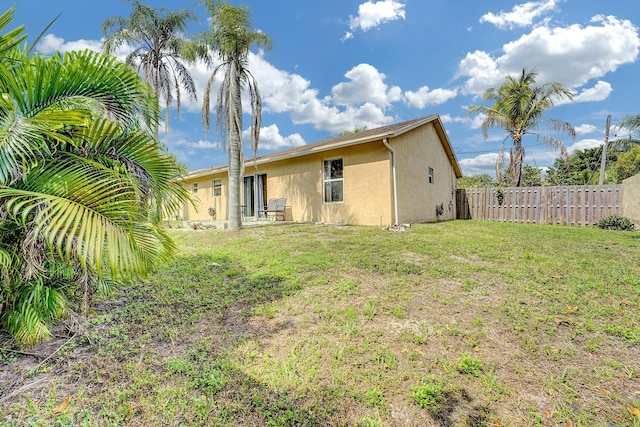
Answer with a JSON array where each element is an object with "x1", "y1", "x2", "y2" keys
[{"x1": 598, "y1": 115, "x2": 611, "y2": 185}]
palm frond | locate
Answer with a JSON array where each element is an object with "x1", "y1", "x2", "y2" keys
[
  {"x1": 1, "y1": 157, "x2": 148, "y2": 277},
  {"x1": 0, "y1": 7, "x2": 26, "y2": 58}
]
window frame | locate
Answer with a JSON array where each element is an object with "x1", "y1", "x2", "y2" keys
[
  {"x1": 192, "y1": 182, "x2": 199, "y2": 194},
  {"x1": 323, "y1": 158, "x2": 344, "y2": 203},
  {"x1": 213, "y1": 179, "x2": 222, "y2": 197},
  {"x1": 428, "y1": 167, "x2": 434, "y2": 184}
]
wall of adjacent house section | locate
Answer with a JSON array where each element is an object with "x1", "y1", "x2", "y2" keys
[
  {"x1": 181, "y1": 143, "x2": 394, "y2": 225},
  {"x1": 180, "y1": 124, "x2": 459, "y2": 226},
  {"x1": 245, "y1": 143, "x2": 393, "y2": 225},
  {"x1": 180, "y1": 173, "x2": 228, "y2": 221},
  {"x1": 392, "y1": 123, "x2": 458, "y2": 224},
  {"x1": 622, "y1": 173, "x2": 640, "y2": 227}
]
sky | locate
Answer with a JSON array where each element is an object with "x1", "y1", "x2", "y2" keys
[{"x1": 11, "y1": 0, "x2": 640, "y2": 177}]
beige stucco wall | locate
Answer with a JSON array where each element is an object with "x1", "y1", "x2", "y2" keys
[
  {"x1": 392, "y1": 123, "x2": 457, "y2": 223},
  {"x1": 622, "y1": 173, "x2": 640, "y2": 227},
  {"x1": 182, "y1": 123, "x2": 458, "y2": 226},
  {"x1": 182, "y1": 174, "x2": 228, "y2": 221},
  {"x1": 249, "y1": 143, "x2": 393, "y2": 225},
  {"x1": 183, "y1": 143, "x2": 393, "y2": 225}
]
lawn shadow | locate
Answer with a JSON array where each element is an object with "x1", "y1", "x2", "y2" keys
[{"x1": 0, "y1": 252, "x2": 337, "y2": 425}]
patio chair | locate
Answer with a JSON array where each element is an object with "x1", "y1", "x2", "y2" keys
[{"x1": 258, "y1": 198, "x2": 287, "y2": 221}]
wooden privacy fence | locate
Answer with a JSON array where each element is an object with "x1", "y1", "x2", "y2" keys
[{"x1": 456, "y1": 185, "x2": 624, "y2": 226}]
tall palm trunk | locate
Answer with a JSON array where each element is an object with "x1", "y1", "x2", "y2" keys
[
  {"x1": 510, "y1": 139, "x2": 525, "y2": 187},
  {"x1": 227, "y1": 60, "x2": 243, "y2": 230}
]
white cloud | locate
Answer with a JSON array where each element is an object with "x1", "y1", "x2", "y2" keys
[
  {"x1": 37, "y1": 34, "x2": 103, "y2": 53},
  {"x1": 331, "y1": 64, "x2": 402, "y2": 107},
  {"x1": 404, "y1": 86, "x2": 458, "y2": 108},
  {"x1": 458, "y1": 153, "x2": 500, "y2": 176},
  {"x1": 33, "y1": 32, "x2": 400, "y2": 141},
  {"x1": 567, "y1": 138, "x2": 603, "y2": 153},
  {"x1": 574, "y1": 124, "x2": 598, "y2": 135},
  {"x1": 570, "y1": 81, "x2": 612, "y2": 103},
  {"x1": 242, "y1": 56, "x2": 397, "y2": 134},
  {"x1": 440, "y1": 113, "x2": 485, "y2": 130},
  {"x1": 499, "y1": 16, "x2": 640, "y2": 87},
  {"x1": 458, "y1": 16, "x2": 640, "y2": 98},
  {"x1": 457, "y1": 50, "x2": 504, "y2": 95},
  {"x1": 175, "y1": 139, "x2": 219, "y2": 149},
  {"x1": 344, "y1": 0, "x2": 406, "y2": 40},
  {"x1": 480, "y1": 0, "x2": 559, "y2": 30},
  {"x1": 249, "y1": 124, "x2": 306, "y2": 151},
  {"x1": 291, "y1": 100, "x2": 394, "y2": 134}
]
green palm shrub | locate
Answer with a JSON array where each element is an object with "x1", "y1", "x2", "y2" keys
[{"x1": 0, "y1": 7, "x2": 190, "y2": 347}]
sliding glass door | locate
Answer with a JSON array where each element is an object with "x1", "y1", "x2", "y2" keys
[{"x1": 242, "y1": 174, "x2": 267, "y2": 218}]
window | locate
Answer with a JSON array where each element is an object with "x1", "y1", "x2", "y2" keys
[
  {"x1": 192, "y1": 182, "x2": 198, "y2": 193},
  {"x1": 323, "y1": 158, "x2": 343, "y2": 203},
  {"x1": 428, "y1": 167, "x2": 434, "y2": 184},
  {"x1": 213, "y1": 179, "x2": 222, "y2": 197}
]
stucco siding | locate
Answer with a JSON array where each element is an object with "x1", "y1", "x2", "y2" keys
[
  {"x1": 182, "y1": 174, "x2": 228, "y2": 220},
  {"x1": 180, "y1": 116, "x2": 461, "y2": 227},
  {"x1": 253, "y1": 144, "x2": 392, "y2": 225},
  {"x1": 622, "y1": 173, "x2": 640, "y2": 227},
  {"x1": 183, "y1": 143, "x2": 393, "y2": 225},
  {"x1": 392, "y1": 123, "x2": 457, "y2": 223}
]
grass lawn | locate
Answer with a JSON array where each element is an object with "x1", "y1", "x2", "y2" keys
[{"x1": 1, "y1": 220, "x2": 639, "y2": 426}]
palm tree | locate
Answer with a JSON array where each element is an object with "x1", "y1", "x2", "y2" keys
[
  {"x1": 467, "y1": 68, "x2": 575, "y2": 187},
  {"x1": 102, "y1": 0, "x2": 209, "y2": 132},
  {"x1": 200, "y1": 0, "x2": 271, "y2": 230},
  {"x1": 612, "y1": 114, "x2": 640, "y2": 148},
  {"x1": 0, "y1": 7, "x2": 189, "y2": 346},
  {"x1": 619, "y1": 114, "x2": 640, "y2": 134}
]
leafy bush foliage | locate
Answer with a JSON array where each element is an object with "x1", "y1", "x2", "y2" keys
[{"x1": 596, "y1": 215, "x2": 635, "y2": 231}]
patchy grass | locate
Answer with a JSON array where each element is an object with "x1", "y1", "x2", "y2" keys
[{"x1": 1, "y1": 221, "x2": 640, "y2": 426}]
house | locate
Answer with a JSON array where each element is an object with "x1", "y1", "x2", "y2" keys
[{"x1": 181, "y1": 114, "x2": 462, "y2": 226}]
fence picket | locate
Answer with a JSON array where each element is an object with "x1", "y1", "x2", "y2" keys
[{"x1": 456, "y1": 185, "x2": 623, "y2": 226}]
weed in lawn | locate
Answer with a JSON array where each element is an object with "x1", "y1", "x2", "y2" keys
[
  {"x1": 386, "y1": 306, "x2": 407, "y2": 319},
  {"x1": 624, "y1": 365, "x2": 637, "y2": 379},
  {"x1": 364, "y1": 388, "x2": 386, "y2": 408},
  {"x1": 527, "y1": 406, "x2": 545, "y2": 426},
  {"x1": 605, "y1": 359, "x2": 624, "y2": 370},
  {"x1": 411, "y1": 375, "x2": 449, "y2": 414},
  {"x1": 252, "y1": 301, "x2": 279, "y2": 318},
  {"x1": 471, "y1": 317, "x2": 484, "y2": 327},
  {"x1": 363, "y1": 300, "x2": 378, "y2": 321},
  {"x1": 479, "y1": 371, "x2": 510, "y2": 396},
  {"x1": 593, "y1": 365, "x2": 616, "y2": 381},
  {"x1": 355, "y1": 415, "x2": 384, "y2": 426},
  {"x1": 543, "y1": 369, "x2": 579, "y2": 402},
  {"x1": 445, "y1": 322, "x2": 463, "y2": 337},
  {"x1": 345, "y1": 320, "x2": 359, "y2": 338},
  {"x1": 456, "y1": 352, "x2": 484, "y2": 376},
  {"x1": 415, "y1": 321, "x2": 431, "y2": 344},
  {"x1": 331, "y1": 278, "x2": 362, "y2": 297},
  {"x1": 583, "y1": 337, "x2": 601, "y2": 353},
  {"x1": 465, "y1": 331, "x2": 483, "y2": 349},
  {"x1": 604, "y1": 323, "x2": 640, "y2": 345},
  {"x1": 462, "y1": 278, "x2": 480, "y2": 291},
  {"x1": 374, "y1": 348, "x2": 398, "y2": 370}
]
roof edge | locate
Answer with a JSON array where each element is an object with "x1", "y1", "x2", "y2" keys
[{"x1": 185, "y1": 114, "x2": 462, "y2": 179}]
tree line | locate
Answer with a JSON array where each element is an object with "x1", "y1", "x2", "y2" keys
[{"x1": 459, "y1": 142, "x2": 640, "y2": 188}]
